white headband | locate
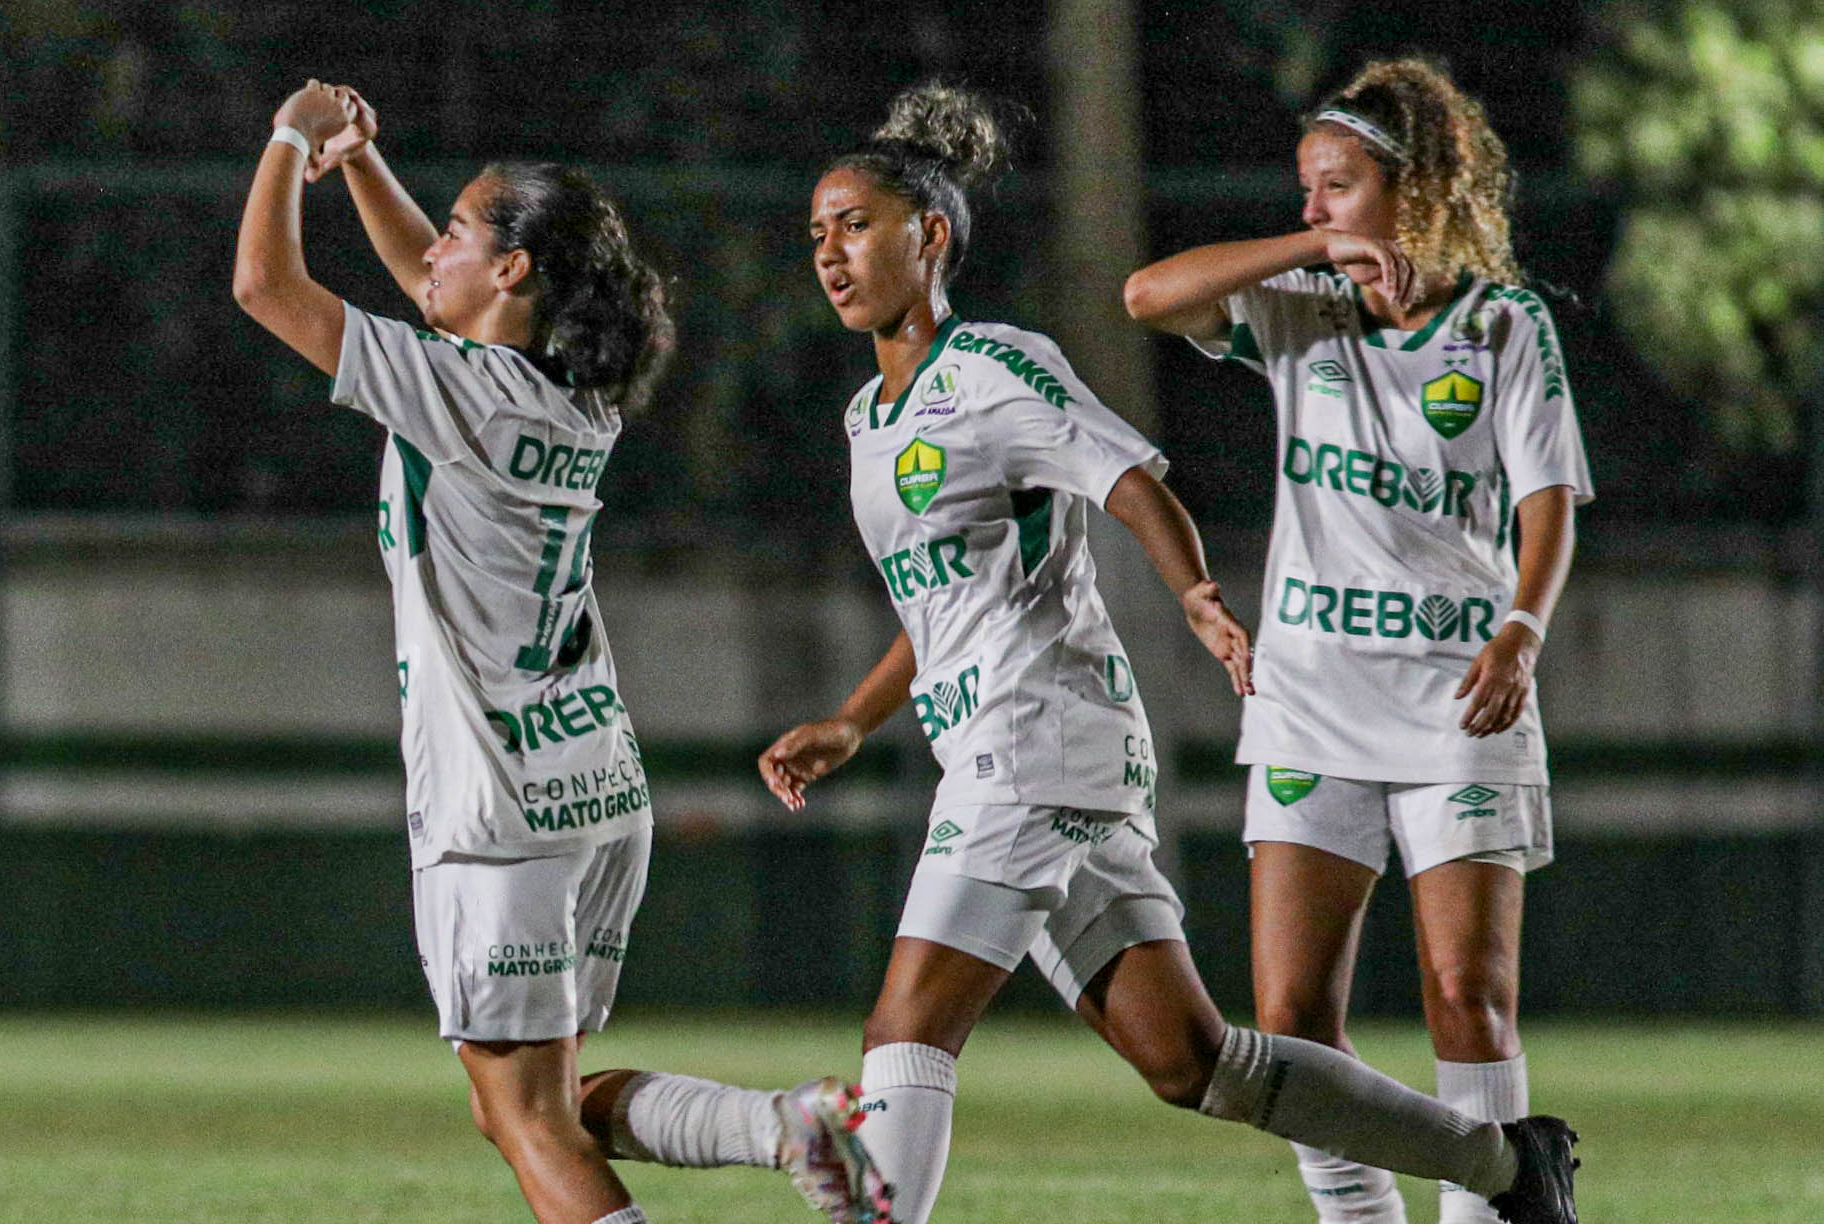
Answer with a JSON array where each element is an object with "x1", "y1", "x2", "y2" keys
[{"x1": 1313, "y1": 109, "x2": 1408, "y2": 161}]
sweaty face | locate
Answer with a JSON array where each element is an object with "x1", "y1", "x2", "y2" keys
[
  {"x1": 1297, "y1": 129, "x2": 1400, "y2": 281},
  {"x1": 808, "y1": 168, "x2": 933, "y2": 334},
  {"x1": 421, "y1": 176, "x2": 513, "y2": 336}
]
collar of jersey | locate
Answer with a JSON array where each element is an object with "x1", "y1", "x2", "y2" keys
[
  {"x1": 1353, "y1": 271, "x2": 1475, "y2": 351},
  {"x1": 867, "y1": 314, "x2": 963, "y2": 421}
]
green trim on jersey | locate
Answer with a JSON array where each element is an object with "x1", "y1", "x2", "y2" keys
[
  {"x1": 1485, "y1": 285, "x2": 1571, "y2": 401},
  {"x1": 1011, "y1": 488, "x2": 1053, "y2": 577},
  {"x1": 868, "y1": 315, "x2": 963, "y2": 429},
  {"x1": 393, "y1": 435, "x2": 433, "y2": 558},
  {"x1": 414, "y1": 327, "x2": 483, "y2": 353},
  {"x1": 1495, "y1": 467, "x2": 1512, "y2": 550},
  {"x1": 1357, "y1": 271, "x2": 1475, "y2": 351},
  {"x1": 1228, "y1": 322, "x2": 1262, "y2": 365}
]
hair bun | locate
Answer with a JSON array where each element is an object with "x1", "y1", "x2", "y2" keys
[{"x1": 872, "y1": 82, "x2": 1012, "y2": 191}]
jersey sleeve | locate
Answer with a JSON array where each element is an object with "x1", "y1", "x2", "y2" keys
[
  {"x1": 331, "y1": 303, "x2": 492, "y2": 463},
  {"x1": 1186, "y1": 268, "x2": 1326, "y2": 374},
  {"x1": 972, "y1": 330, "x2": 1166, "y2": 509},
  {"x1": 1492, "y1": 292, "x2": 1594, "y2": 506}
]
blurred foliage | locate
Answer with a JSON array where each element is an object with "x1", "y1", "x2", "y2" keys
[{"x1": 1575, "y1": 0, "x2": 1824, "y2": 451}]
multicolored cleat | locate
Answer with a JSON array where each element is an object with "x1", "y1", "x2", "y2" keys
[{"x1": 776, "y1": 1076, "x2": 894, "y2": 1224}]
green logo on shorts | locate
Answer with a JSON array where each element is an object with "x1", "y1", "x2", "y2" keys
[
  {"x1": 1266, "y1": 767, "x2": 1320, "y2": 806},
  {"x1": 1050, "y1": 808, "x2": 1116, "y2": 846},
  {"x1": 1105, "y1": 654, "x2": 1135, "y2": 701},
  {"x1": 1449, "y1": 783, "x2": 1500, "y2": 820},
  {"x1": 925, "y1": 819, "x2": 963, "y2": 857}
]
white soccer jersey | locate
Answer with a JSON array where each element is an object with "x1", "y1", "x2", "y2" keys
[
  {"x1": 1195, "y1": 270, "x2": 1593, "y2": 784},
  {"x1": 333, "y1": 304, "x2": 651, "y2": 868},
  {"x1": 845, "y1": 317, "x2": 1166, "y2": 821}
]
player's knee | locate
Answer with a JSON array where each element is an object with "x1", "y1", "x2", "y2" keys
[
  {"x1": 1427, "y1": 965, "x2": 1516, "y2": 1028},
  {"x1": 1145, "y1": 1062, "x2": 1214, "y2": 1110},
  {"x1": 1121, "y1": 1040, "x2": 1219, "y2": 1111}
]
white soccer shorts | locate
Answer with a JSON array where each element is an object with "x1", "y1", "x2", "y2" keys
[
  {"x1": 412, "y1": 828, "x2": 650, "y2": 1043},
  {"x1": 1242, "y1": 766, "x2": 1552, "y2": 877},
  {"x1": 897, "y1": 804, "x2": 1186, "y2": 1007}
]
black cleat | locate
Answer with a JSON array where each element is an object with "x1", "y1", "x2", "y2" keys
[{"x1": 1487, "y1": 1115, "x2": 1580, "y2": 1224}]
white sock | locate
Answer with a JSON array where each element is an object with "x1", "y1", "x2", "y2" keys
[
  {"x1": 1437, "y1": 1055, "x2": 1528, "y2": 1224},
  {"x1": 859, "y1": 1042, "x2": 957, "y2": 1224},
  {"x1": 1198, "y1": 1025, "x2": 1517, "y2": 1198},
  {"x1": 588, "y1": 1208, "x2": 647, "y2": 1224},
  {"x1": 1292, "y1": 1141, "x2": 1407, "y2": 1223},
  {"x1": 608, "y1": 1072, "x2": 782, "y2": 1168}
]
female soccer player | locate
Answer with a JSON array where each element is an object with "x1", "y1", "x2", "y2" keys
[
  {"x1": 745, "y1": 82, "x2": 1576, "y2": 1224},
  {"x1": 234, "y1": 81, "x2": 887, "y2": 1224},
  {"x1": 1124, "y1": 58, "x2": 1591, "y2": 1224}
]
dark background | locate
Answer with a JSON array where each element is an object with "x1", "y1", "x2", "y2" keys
[{"x1": 1, "y1": 0, "x2": 1769, "y2": 543}]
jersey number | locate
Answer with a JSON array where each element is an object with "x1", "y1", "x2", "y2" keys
[{"x1": 516, "y1": 505, "x2": 596, "y2": 671}]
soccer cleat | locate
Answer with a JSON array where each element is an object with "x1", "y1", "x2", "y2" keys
[
  {"x1": 1487, "y1": 1115, "x2": 1580, "y2": 1224},
  {"x1": 775, "y1": 1076, "x2": 895, "y2": 1224}
]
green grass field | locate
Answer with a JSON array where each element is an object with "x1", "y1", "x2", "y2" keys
[{"x1": 0, "y1": 1011, "x2": 1819, "y2": 1223}]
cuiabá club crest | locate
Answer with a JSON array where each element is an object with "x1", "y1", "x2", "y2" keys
[
  {"x1": 895, "y1": 438, "x2": 947, "y2": 514},
  {"x1": 1420, "y1": 370, "x2": 1484, "y2": 439},
  {"x1": 1265, "y1": 766, "x2": 1320, "y2": 806}
]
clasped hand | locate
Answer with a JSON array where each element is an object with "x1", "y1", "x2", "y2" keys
[{"x1": 272, "y1": 79, "x2": 378, "y2": 182}]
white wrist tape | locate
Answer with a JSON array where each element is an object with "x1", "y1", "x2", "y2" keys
[
  {"x1": 1502, "y1": 609, "x2": 1546, "y2": 642},
  {"x1": 269, "y1": 126, "x2": 311, "y2": 157}
]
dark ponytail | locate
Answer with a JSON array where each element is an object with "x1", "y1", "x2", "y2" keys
[
  {"x1": 479, "y1": 163, "x2": 674, "y2": 409},
  {"x1": 826, "y1": 83, "x2": 1021, "y2": 286}
]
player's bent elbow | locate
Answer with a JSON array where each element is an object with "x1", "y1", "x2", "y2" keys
[
  {"x1": 1123, "y1": 270, "x2": 1219, "y2": 339},
  {"x1": 231, "y1": 267, "x2": 309, "y2": 343},
  {"x1": 1122, "y1": 268, "x2": 1163, "y2": 323},
  {"x1": 232, "y1": 264, "x2": 277, "y2": 315},
  {"x1": 231, "y1": 270, "x2": 260, "y2": 312}
]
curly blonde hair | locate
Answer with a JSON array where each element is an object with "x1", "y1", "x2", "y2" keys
[{"x1": 1310, "y1": 58, "x2": 1520, "y2": 285}]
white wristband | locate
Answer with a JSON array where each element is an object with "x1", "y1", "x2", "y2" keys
[
  {"x1": 1503, "y1": 609, "x2": 1546, "y2": 642},
  {"x1": 269, "y1": 126, "x2": 311, "y2": 157}
]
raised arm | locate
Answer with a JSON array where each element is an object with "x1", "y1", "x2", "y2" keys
[
  {"x1": 758, "y1": 630, "x2": 917, "y2": 811},
  {"x1": 1455, "y1": 485, "x2": 1577, "y2": 737},
  {"x1": 312, "y1": 88, "x2": 438, "y2": 313},
  {"x1": 232, "y1": 81, "x2": 356, "y2": 375},
  {"x1": 1123, "y1": 230, "x2": 1415, "y2": 341},
  {"x1": 1103, "y1": 465, "x2": 1253, "y2": 697}
]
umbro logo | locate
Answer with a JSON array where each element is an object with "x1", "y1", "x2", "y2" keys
[{"x1": 924, "y1": 819, "x2": 963, "y2": 856}]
